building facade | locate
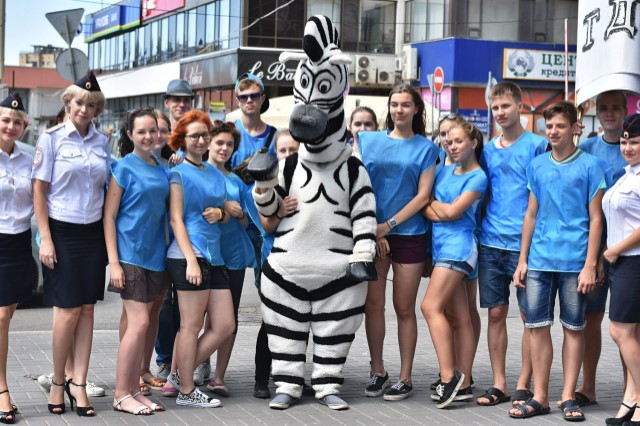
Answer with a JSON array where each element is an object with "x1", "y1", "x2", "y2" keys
[{"x1": 18, "y1": 45, "x2": 64, "y2": 69}]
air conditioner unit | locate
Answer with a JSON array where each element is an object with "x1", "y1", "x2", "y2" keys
[
  {"x1": 402, "y1": 46, "x2": 418, "y2": 81},
  {"x1": 356, "y1": 55, "x2": 377, "y2": 85},
  {"x1": 376, "y1": 56, "x2": 396, "y2": 86}
]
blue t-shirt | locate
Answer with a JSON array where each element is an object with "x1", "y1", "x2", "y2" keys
[
  {"x1": 526, "y1": 150, "x2": 607, "y2": 272},
  {"x1": 111, "y1": 154, "x2": 170, "y2": 271},
  {"x1": 169, "y1": 162, "x2": 227, "y2": 266},
  {"x1": 359, "y1": 130, "x2": 439, "y2": 236},
  {"x1": 480, "y1": 131, "x2": 548, "y2": 251},
  {"x1": 220, "y1": 173, "x2": 257, "y2": 270},
  {"x1": 229, "y1": 120, "x2": 277, "y2": 169},
  {"x1": 432, "y1": 166, "x2": 488, "y2": 263},
  {"x1": 579, "y1": 135, "x2": 625, "y2": 186}
]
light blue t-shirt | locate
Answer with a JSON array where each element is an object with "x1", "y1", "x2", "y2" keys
[
  {"x1": 526, "y1": 149, "x2": 607, "y2": 272},
  {"x1": 359, "y1": 130, "x2": 439, "y2": 236},
  {"x1": 111, "y1": 153, "x2": 170, "y2": 271},
  {"x1": 480, "y1": 131, "x2": 548, "y2": 251},
  {"x1": 230, "y1": 120, "x2": 277, "y2": 169},
  {"x1": 579, "y1": 135, "x2": 625, "y2": 186},
  {"x1": 168, "y1": 162, "x2": 227, "y2": 266},
  {"x1": 220, "y1": 173, "x2": 257, "y2": 270},
  {"x1": 432, "y1": 166, "x2": 488, "y2": 263}
]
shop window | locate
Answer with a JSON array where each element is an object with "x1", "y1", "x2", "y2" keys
[
  {"x1": 359, "y1": 0, "x2": 395, "y2": 53},
  {"x1": 405, "y1": 0, "x2": 447, "y2": 42},
  {"x1": 187, "y1": 8, "x2": 197, "y2": 55},
  {"x1": 307, "y1": 0, "x2": 341, "y2": 24},
  {"x1": 122, "y1": 32, "x2": 130, "y2": 70},
  {"x1": 104, "y1": 38, "x2": 111, "y2": 70},
  {"x1": 130, "y1": 29, "x2": 138, "y2": 68},
  {"x1": 88, "y1": 44, "x2": 94, "y2": 70},
  {"x1": 176, "y1": 12, "x2": 185, "y2": 58},
  {"x1": 482, "y1": 0, "x2": 518, "y2": 41},
  {"x1": 144, "y1": 24, "x2": 151, "y2": 65},
  {"x1": 161, "y1": 18, "x2": 168, "y2": 61},
  {"x1": 196, "y1": 5, "x2": 206, "y2": 52},
  {"x1": 277, "y1": 0, "x2": 304, "y2": 48},
  {"x1": 150, "y1": 21, "x2": 158, "y2": 63},
  {"x1": 167, "y1": 14, "x2": 176, "y2": 59},
  {"x1": 138, "y1": 26, "x2": 146, "y2": 66},
  {"x1": 227, "y1": 0, "x2": 241, "y2": 48},
  {"x1": 205, "y1": 2, "x2": 216, "y2": 52},
  {"x1": 220, "y1": 0, "x2": 231, "y2": 49},
  {"x1": 247, "y1": 0, "x2": 276, "y2": 47}
]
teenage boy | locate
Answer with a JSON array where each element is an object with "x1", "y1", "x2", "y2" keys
[
  {"x1": 155, "y1": 79, "x2": 195, "y2": 383},
  {"x1": 572, "y1": 91, "x2": 627, "y2": 406},
  {"x1": 476, "y1": 82, "x2": 547, "y2": 407},
  {"x1": 510, "y1": 101, "x2": 606, "y2": 421}
]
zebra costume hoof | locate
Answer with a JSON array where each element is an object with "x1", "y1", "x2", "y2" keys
[
  {"x1": 347, "y1": 261, "x2": 377, "y2": 282},
  {"x1": 248, "y1": 148, "x2": 278, "y2": 182}
]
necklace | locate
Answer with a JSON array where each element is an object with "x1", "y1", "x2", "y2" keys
[{"x1": 184, "y1": 157, "x2": 204, "y2": 169}]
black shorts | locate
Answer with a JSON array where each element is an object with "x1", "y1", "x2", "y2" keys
[{"x1": 167, "y1": 258, "x2": 230, "y2": 292}]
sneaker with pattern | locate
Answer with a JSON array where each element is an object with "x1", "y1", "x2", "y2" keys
[
  {"x1": 193, "y1": 361, "x2": 211, "y2": 386},
  {"x1": 435, "y1": 370, "x2": 464, "y2": 409},
  {"x1": 176, "y1": 387, "x2": 221, "y2": 408},
  {"x1": 383, "y1": 379, "x2": 413, "y2": 401},
  {"x1": 365, "y1": 371, "x2": 391, "y2": 397}
]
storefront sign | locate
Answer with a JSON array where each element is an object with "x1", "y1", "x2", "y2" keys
[
  {"x1": 142, "y1": 0, "x2": 184, "y2": 21},
  {"x1": 86, "y1": 0, "x2": 140, "y2": 42},
  {"x1": 503, "y1": 48, "x2": 576, "y2": 82},
  {"x1": 238, "y1": 51, "x2": 300, "y2": 86},
  {"x1": 180, "y1": 53, "x2": 237, "y2": 89},
  {"x1": 458, "y1": 109, "x2": 489, "y2": 134}
]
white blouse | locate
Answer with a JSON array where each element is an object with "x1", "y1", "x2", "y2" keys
[
  {"x1": 602, "y1": 163, "x2": 640, "y2": 256},
  {"x1": 0, "y1": 143, "x2": 33, "y2": 234}
]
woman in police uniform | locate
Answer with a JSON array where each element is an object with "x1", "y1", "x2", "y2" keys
[
  {"x1": 32, "y1": 71, "x2": 109, "y2": 417},
  {"x1": 0, "y1": 93, "x2": 31, "y2": 424}
]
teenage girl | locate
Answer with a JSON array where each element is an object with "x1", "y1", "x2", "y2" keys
[{"x1": 349, "y1": 106, "x2": 378, "y2": 158}]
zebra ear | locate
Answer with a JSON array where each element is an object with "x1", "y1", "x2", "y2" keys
[
  {"x1": 279, "y1": 52, "x2": 308, "y2": 63},
  {"x1": 328, "y1": 54, "x2": 352, "y2": 65}
]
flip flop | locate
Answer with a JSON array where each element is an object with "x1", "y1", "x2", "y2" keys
[
  {"x1": 512, "y1": 389, "x2": 533, "y2": 407},
  {"x1": 574, "y1": 392, "x2": 597, "y2": 407},
  {"x1": 509, "y1": 398, "x2": 551, "y2": 419},
  {"x1": 560, "y1": 399, "x2": 586, "y2": 422},
  {"x1": 477, "y1": 387, "x2": 511, "y2": 406}
]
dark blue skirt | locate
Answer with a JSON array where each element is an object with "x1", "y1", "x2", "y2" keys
[
  {"x1": 0, "y1": 230, "x2": 32, "y2": 306},
  {"x1": 609, "y1": 255, "x2": 640, "y2": 323}
]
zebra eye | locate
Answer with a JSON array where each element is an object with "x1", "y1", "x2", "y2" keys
[
  {"x1": 300, "y1": 73, "x2": 310, "y2": 89},
  {"x1": 318, "y1": 80, "x2": 331, "y2": 94}
]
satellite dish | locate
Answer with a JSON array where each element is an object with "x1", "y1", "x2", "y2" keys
[{"x1": 56, "y1": 48, "x2": 89, "y2": 82}]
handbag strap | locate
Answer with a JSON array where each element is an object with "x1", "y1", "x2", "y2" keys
[{"x1": 262, "y1": 126, "x2": 277, "y2": 151}]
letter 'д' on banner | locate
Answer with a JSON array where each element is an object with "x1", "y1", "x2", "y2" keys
[{"x1": 576, "y1": 0, "x2": 640, "y2": 105}]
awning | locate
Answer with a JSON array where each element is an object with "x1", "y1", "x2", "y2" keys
[{"x1": 96, "y1": 61, "x2": 181, "y2": 99}]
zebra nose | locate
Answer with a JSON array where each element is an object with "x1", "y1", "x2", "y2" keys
[{"x1": 289, "y1": 104, "x2": 328, "y2": 145}]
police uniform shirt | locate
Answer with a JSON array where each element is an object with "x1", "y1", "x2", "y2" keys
[
  {"x1": 31, "y1": 120, "x2": 110, "y2": 224},
  {"x1": 0, "y1": 142, "x2": 34, "y2": 234}
]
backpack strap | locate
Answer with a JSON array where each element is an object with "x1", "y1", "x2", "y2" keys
[{"x1": 262, "y1": 126, "x2": 278, "y2": 150}]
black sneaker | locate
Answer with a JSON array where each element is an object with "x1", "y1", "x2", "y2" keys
[
  {"x1": 431, "y1": 386, "x2": 473, "y2": 401},
  {"x1": 365, "y1": 372, "x2": 391, "y2": 397},
  {"x1": 383, "y1": 379, "x2": 413, "y2": 401},
  {"x1": 430, "y1": 376, "x2": 441, "y2": 391},
  {"x1": 470, "y1": 376, "x2": 475, "y2": 389},
  {"x1": 254, "y1": 381, "x2": 271, "y2": 399},
  {"x1": 435, "y1": 370, "x2": 464, "y2": 409}
]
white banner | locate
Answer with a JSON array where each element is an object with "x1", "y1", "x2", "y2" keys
[
  {"x1": 576, "y1": 0, "x2": 640, "y2": 105},
  {"x1": 503, "y1": 49, "x2": 576, "y2": 82}
]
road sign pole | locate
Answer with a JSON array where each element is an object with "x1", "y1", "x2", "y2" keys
[{"x1": 64, "y1": 16, "x2": 77, "y2": 81}]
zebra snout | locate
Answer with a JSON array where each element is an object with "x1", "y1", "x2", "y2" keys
[{"x1": 290, "y1": 104, "x2": 328, "y2": 145}]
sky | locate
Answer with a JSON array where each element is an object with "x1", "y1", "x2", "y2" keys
[{"x1": 6, "y1": 0, "x2": 120, "y2": 65}]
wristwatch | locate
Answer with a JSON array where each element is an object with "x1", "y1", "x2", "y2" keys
[{"x1": 387, "y1": 217, "x2": 397, "y2": 229}]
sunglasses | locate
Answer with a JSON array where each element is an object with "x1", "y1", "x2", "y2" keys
[
  {"x1": 237, "y1": 92, "x2": 263, "y2": 103},
  {"x1": 438, "y1": 112, "x2": 462, "y2": 123}
]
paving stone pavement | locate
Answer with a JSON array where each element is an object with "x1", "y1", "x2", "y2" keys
[{"x1": 8, "y1": 278, "x2": 626, "y2": 425}]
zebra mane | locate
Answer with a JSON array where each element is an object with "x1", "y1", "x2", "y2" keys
[{"x1": 279, "y1": 16, "x2": 352, "y2": 67}]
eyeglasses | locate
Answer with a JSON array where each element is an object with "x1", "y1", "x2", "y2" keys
[
  {"x1": 237, "y1": 92, "x2": 263, "y2": 103},
  {"x1": 185, "y1": 132, "x2": 211, "y2": 142},
  {"x1": 438, "y1": 112, "x2": 462, "y2": 123}
]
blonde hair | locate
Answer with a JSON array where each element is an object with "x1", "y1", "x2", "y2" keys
[
  {"x1": 0, "y1": 106, "x2": 28, "y2": 124},
  {"x1": 61, "y1": 84, "x2": 106, "y2": 116}
]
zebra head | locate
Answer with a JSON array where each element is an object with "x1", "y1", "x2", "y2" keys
[{"x1": 279, "y1": 16, "x2": 352, "y2": 163}]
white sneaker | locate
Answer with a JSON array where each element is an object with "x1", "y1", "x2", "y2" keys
[
  {"x1": 176, "y1": 387, "x2": 221, "y2": 408},
  {"x1": 193, "y1": 361, "x2": 211, "y2": 386},
  {"x1": 86, "y1": 381, "x2": 105, "y2": 397},
  {"x1": 37, "y1": 373, "x2": 54, "y2": 392}
]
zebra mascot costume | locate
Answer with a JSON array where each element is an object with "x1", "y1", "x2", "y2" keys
[{"x1": 250, "y1": 16, "x2": 377, "y2": 410}]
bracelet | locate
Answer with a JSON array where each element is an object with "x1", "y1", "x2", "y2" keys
[
  {"x1": 386, "y1": 220, "x2": 392, "y2": 230},
  {"x1": 217, "y1": 208, "x2": 223, "y2": 220},
  {"x1": 220, "y1": 209, "x2": 227, "y2": 221}
]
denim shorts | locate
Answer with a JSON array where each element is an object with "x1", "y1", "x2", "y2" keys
[
  {"x1": 585, "y1": 261, "x2": 609, "y2": 314},
  {"x1": 434, "y1": 259, "x2": 474, "y2": 276},
  {"x1": 524, "y1": 270, "x2": 587, "y2": 330},
  {"x1": 478, "y1": 245, "x2": 525, "y2": 311}
]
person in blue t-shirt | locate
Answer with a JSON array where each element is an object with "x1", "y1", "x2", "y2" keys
[
  {"x1": 359, "y1": 84, "x2": 438, "y2": 401},
  {"x1": 165, "y1": 110, "x2": 235, "y2": 408},
  {"x1": 476, "y1": 82, "x2": 548, "y2": 408},
  {"x1": 575, "y1": 90, "x2": 627, "y2": 406},
  {"x1": 104, "y1": 108, "x2": 170, "y2": 415},
  {"x1": 422, "y1": 122, "x2": 487, "y2": 408},
  {"x1": 510, "y1": 101, "x2": 606, "y2": 421}
]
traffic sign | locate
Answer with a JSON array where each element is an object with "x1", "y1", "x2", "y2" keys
[
  {"x1": 56, "y1": 48, "x2": 89, "y2": 82},
  {"x1": 46, "y1": 8, "x2": 84, "y2": 46},
  {"x1": 433, "y1": 66, "x2": 444, "y2": 93}
]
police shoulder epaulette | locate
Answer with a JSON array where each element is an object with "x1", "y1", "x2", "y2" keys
[{"x1": 45, "y1": 123, "x2": 65, "y2": 134}]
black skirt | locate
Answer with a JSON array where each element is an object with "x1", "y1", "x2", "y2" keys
[
  {"x1": 0, "y1": 230, "x2": 32, "y2": 306},
  {"x1": 609, "y1": 255, "x2": 640, "y2": 323},
  {"x1": 43, "y1": 218, "x2": 107, "y2": 308}
]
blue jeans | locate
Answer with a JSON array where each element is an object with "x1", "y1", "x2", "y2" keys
[
  {"x1": 154, "y1": 284, "x2": 180, "y2": 365},
  {"x1": 478, "y1": 245, "x2": 525, "y2": 311},
  {"x1": 246, "y1": 226, "x2": 263, "y2": 289},
  {"x1": 524, "y1": 270, "x2": 587, "y2": 330}
]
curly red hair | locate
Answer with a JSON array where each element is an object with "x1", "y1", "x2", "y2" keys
[{"x1": 168, "y1": 110, "x2": 213, "y2": 151}]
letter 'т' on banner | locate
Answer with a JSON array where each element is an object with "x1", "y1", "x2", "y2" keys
[{"x1": 576, "y1": 0, "x2": 640, "y2": 105}]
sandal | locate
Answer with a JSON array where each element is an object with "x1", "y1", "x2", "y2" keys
[
  {"x1": 509, "y1": 398, "x2": 551, "y2": 419},
  {"x1": 0, "y1": 390, "x2": 14, "y2": 424},
  {"x1": 141, "y1": 369, "x2": 165, "y2": 390},
  {"x1": 132, "y1": 391, "x2": 164, "y2": 412},
  {"x1": 477, "y1": 387, "x2": 511, "y2": 406},
  {"x1": 47, "y1": 380, "x2": 66, "y2": 415},
  {"x1": 65, "y1": 380, "x2": 95, "y2": 417},
  {"x1": 139, "y1": 381, "x2": 151, "y2": 396},
  {"x1": 560, "y1": 399, "x2": 586, "y2": 422},
  {"x1": 113, "y1": 394, "x2": 153, "y2": 416},
  {"x1": 512, "y1": 389, "x2": 533, "y2": 407},
  {"x1": 574, "y1": 391, "x2": 597, "y2": 407}
]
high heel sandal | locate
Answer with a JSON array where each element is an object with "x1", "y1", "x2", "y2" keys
[
  {"x1": 0, "y1": 390, "x2": 14, "y2": 424},
  {"x1": 65, "y1": 379, "x2": 95, "y2": 417},
  {"x1": 605, "y1": 402, "x2": 636, "y2": 426},
  {"x1": 47, "y1": 380, "x2": 66, "y2": 415}
]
